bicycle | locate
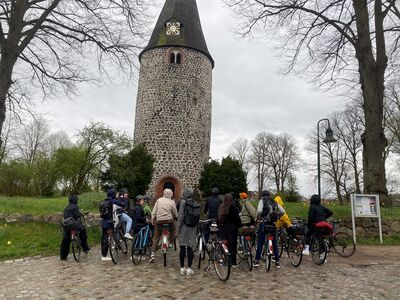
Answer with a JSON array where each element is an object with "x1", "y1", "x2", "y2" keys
[
  {"x1": 131, "y1": 223, "x2": 153, "y2": 265},
  {"x1": 62, "y1": 211, "x2": 89, "y2": 263},
  {"x1": 203, "y1": 221, "x2": 231, "y2": 282},
  {"x1": 195, "y1": 219, "x2": 213, "y2": 269},
  {"x1": 237, "y1": 225, "x2": 255, "y2": 271},
  {"x1": 262, "y1": 223, "x2": 277, "y2": 272},
  {"x1": 158, "y1": 223, "x2": 173, "y2": 267},
  {"x1": 109, "y1": 205, "x2": 128, "y2": 264},
  {"x1": 310, "y1": 220, "x2": 356, "y2": 265}
]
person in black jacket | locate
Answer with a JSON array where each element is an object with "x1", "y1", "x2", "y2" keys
[
  {"x1": 204, "y1": 187, "x2": 221, "y2": 242},
  {"x1": 60, "y1": 194, "x2": 90, "y2": 260},
  {"x1": 218, "y1": 193, "x2": 242, "y2": 266},
  {"x1": 303, "y1": 194, "x2": 333, "y2": 255},
  {"x1": 132, "y1": 197, "x2": 147, "y2": 234}
]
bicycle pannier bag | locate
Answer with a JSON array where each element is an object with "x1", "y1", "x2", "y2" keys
[{"x1": 183, "y1": 199, "x2": 201, "y2": 227}]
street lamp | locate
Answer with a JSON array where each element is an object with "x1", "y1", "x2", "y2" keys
[{"x1": 317, "y1": 118, "x2": 337, "y2": 198}]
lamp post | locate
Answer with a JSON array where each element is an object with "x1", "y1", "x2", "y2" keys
[{"x1": 317, "y1": 118, "x2": 337, "y2": 198}]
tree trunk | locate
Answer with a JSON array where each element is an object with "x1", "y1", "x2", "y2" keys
[{"x1": 353, "y1": 0, "x2": 388, "y2": 197}]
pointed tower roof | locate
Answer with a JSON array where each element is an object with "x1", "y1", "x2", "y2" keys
[{"x1": 140, "y1": 0, "x2": 214, "y2": 67}]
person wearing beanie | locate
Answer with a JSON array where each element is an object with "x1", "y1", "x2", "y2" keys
[
  {"x1": 239, "y1": 192, "x2": 257, "y2": 226},
  {"x1": 60, "y1": 194, "x2": 90, "y2": 260},
  {"x1": 302, "y1": 194, "x2": 333, "y2": 255}
]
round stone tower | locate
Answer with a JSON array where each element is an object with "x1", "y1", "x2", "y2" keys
[{"x1": 134, "y1": 0, "x2": 214, "y2": 199}]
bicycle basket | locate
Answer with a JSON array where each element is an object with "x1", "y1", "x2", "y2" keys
[
  {"x1": 287, "y1": 225, "x2": 304, "y2": 237},
  {"x1": 238, "y1": 226, "x2": 255, "y2": 236}
]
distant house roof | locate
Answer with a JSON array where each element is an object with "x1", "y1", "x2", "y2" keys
[{"x1": 139, "y1": 0, "x2": 214, "y2": 68}]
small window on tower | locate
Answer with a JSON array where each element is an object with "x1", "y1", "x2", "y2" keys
[{"x1": 168, "y1": 49, "x2": 183, "y2": 64}]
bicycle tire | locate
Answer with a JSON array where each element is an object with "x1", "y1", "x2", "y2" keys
[
  {"x1": 245, "y1": 240, "x2": 253, "y2": 272},
  {"x1": 71, "y1": 238, "x2": 81, "y2": 262},
  {"x1": 332, "y1": 232, "x2": 356, "y2": 258},
  {"x1": 163, "y1": 251, "x2": 167, "y2": 267},
  {"x1": 214, "y1": 243, "x2": 230, "y2": 282},
  {"x1": 265, "y1": 251, "x2": 272, "y2": 272},
  {"x1": 110, "y1": 233, "x2": 119, "y2": 264},
  {"x1": 311, "y1": 237, "x2": 326, "y2": 265},
  {"x1": 131, "y1": 235, "x2": 141, "y2": 265},
  {"x1": 278, "y1": 230, "x2": 286, "y2": 258},
  {"x1": 197, "y1": 237, "x2": 205, "y2": 269},
  {"x1": 118, "y1": 229, "x2": 128, "y2": 254},
  {"x1": 287, "y1": 237, "x2": 303, "y2": 267}
]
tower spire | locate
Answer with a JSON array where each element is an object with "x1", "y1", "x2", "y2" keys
[{"x1": 140, "y1": 0, "x2": 214, "y2": 67}]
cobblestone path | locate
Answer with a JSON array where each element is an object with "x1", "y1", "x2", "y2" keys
[{"x1": 1, "y1": 245, "x2": 399, "y2": 299}]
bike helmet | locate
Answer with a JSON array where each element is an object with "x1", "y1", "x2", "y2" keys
[{"x1": 211, "y1": 187, "x2": 219, "y2": 195}]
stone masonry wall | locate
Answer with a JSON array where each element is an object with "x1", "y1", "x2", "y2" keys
[{"x1": 134, "y1": 47, "x2": 212, "y2": 196}]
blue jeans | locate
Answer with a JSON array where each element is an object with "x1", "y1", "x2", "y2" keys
[
  {"x1": 121, "y1": 212, "x2": 132, "y2": 234},
  {"x1": 255, "y1": 222, "x2": 279, "y2": 263}
]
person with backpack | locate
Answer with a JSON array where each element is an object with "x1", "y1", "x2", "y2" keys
[
  {"x1": 204, "y1": 187, "x2": 221, "y2": 242},
  {"x1": 99, "y1": 189, "x2": 115, "y2": 261},
  {"x1": 218, "y1": 193, "x2": 242, "y2": 267},
  {"x1": 239, "y1": 192, "x2": 257, "y2": 226},
  {"x1": 177, "y1": 187, "x2": 200, "y2": 275},
  {"x1": 302, "y1": 194, "x2": 333, "y2": 255},
  {"x1": 253, "y1": 190, "x2": 285, "y2": 268},
  {"x1": 60, "y1": 194, "x2": 90, "y2": 260},
  {"x1": 150, "y1": 188, "x2": 178, "y2": 262}
]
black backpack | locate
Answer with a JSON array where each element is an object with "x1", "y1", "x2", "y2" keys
[
  {"x1": 183, "y1": 198, "x2": 201, "y2": 227},
  {"x1": 261, "y1": 199, "x2": 279, "y2": 223},
  {"x1": 99, "y1": 198, "x2": 112, "y2": 219}
]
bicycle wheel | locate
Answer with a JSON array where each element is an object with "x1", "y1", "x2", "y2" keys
[
  {"x1": 278, "y1": 230, "x2": 286, "y2": 258},
  {"x1": 118, "y1": 229, "x2": 128, "y2": 254},
  {"x1": 163, "y1": 251, "x2": 167, "y2": 267},
  {"x1": 265, "y1": 248, "x2": 272, "y2": 272},
  {"x1": 287, "y1": 237, "x2": 303, "y2": 267},
  {"x1": 214, "y1": 243, "x2": 230, "y2": 282},
  {"x1": 197, "y1": 237, "x2": 205, "y2": 269},
  {"x1": 71, "y1": 238, "x2": 81, "y2": 262},
  {"x1": 311, "y1": 237, "x2": 327, "y2": 265},
  {"x1": 332, "y1": 232, "x2": 356, "y2": 258},
  {"x1": 109, "y1": 233, "x2": 119, "y2": 264},
  {"x1": 131, "y1": 235, "x2": 142, "y2": 265},
  {"x1": 245, "y1": 239, "x2": 253, "y2": 272}
]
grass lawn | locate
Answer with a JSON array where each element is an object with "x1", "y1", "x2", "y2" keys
[
  {"x1": 0, "y1": 192, "x2": 105, "y2": 215},
  {"x1": 0, "y1": 221, "x2": 101, "y2": 261}
]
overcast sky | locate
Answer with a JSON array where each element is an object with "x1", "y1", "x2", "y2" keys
[{"x1": 37, "y1": 0, "x2": 347, "y2": 196}]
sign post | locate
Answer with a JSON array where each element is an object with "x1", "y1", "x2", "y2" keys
[{"x1": 351, "y1": 194, "x2": 382, "y2": 244}]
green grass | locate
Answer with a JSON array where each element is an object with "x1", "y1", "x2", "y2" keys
[
  {"x1": 251, "y1": 200, "x2": 400, "y2": 220},
  {"x1": 0, "y1": 221, "x2": 100, "y2": 261},
  {"x1": 0, "y1": 192, "x2": 105, "y2": 215},
  {"x1": 356, "y1": 235, "x2": 400, "y2": 245}
]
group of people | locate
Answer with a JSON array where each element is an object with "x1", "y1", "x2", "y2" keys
[{"x1": 60, "y1": 186, "x2": 333, "y2": 273}]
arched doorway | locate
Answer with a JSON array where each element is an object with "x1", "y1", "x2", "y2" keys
[{"x1": 155, "y1": 175, "x2": 182, "y2": 200}]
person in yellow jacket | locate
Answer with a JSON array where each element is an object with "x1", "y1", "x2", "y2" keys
[{"x1": 274, "y1": 195, "x2": 292, "y2": 228}]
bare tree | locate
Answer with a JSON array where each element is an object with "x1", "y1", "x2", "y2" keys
[
  {"x1": 249, "y1": 132, "x2": 270, "y2": 196},
  {"x1": 229, "y1": 137, "x2": 250, "y2": 173},
  {"x1": 0, "y1": 1, "x2": 148, "y2": 151},
  {"x1": 0, "y1": 112, "x2": 16, "y2": 163},
  {"x1": 225, "y1": 0, "x2": 400, "y2": 196},
  {"x1": 44, "y1": 130, "x2": 72, "y2": 157},
  {"x1": 265, "y1": 133, "x2": 300, "y2": 193},
  {"x1": 15, "y1": 116, "x2": 49, "y2": 164}
]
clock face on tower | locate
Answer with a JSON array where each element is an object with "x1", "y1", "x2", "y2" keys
[{"x1": 166, "y1": 22, "x2": 181, "y2": 35}]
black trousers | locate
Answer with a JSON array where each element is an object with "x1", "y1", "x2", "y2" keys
[
  {"x1": 60, "y1": 227, "x2": 89, "y2": 260},
  {"x1": 220, "y1": 223, "x2": 238, "y2": 265},
  {"x1": 179, "y1": 246, "x2": 194, "y2": 268},
  {"x1": 101, "y1": 227, "x2": 113, "y2": 257}
]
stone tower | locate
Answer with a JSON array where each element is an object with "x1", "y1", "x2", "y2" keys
[{"x1": 134, "y1": 0, "x2": 214, "y2": 199}]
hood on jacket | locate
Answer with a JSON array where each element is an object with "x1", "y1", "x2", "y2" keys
[
  {"x1": 163, "y1": 188, "x2": 173, "y2": 199},
  {"x1": 182, "y1": 188, "x2": 194, "y2": 200},
  {"x1": 274, "y1": 196, "x2": 284, "y2": 207},
  {"x1": 310, "y1": 194, "x2": 321, "y2": 205},
  {"x1": 69, "y1": 194, "x2": 78, "y2": 205},
  {"x1": 107, "y1": 188, "x2": 117, "y2": 199}
]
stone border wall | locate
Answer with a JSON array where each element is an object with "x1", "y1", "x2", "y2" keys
[{"x1": 1, "y1": 213, "x2": 399, "y2": 237}]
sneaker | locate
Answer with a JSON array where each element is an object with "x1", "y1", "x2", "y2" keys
[
  {"x1": 275, "y1": 262, "x2": 280, "y2": 269},
  {"x1": 124, "y1": 233, "x2": 133, "y2": 240},
  {"x1": 231, "y1": 263, "x2": 239, "y2": 268},
  {"x1": 180, "y1": 268, "x2": 186, "y2": 275},
  {"x1": 101, "y1": 256, "x2": 112, "y2": 261},
  {"x1": 84, "y1": 247, "x2": 91, "y2": 254},
  {"x1": 186, "y1": 268, "x2": 194, "y2": 276},
  {"x1": 302, "y1": 249, "x2": 310, "y2": 255},
  {"x1": 253, "y1": 261, "x2": 260, "y2": 267},
  {"x1": 149, "y1": 254, "x2": 155, "y2": 263}
]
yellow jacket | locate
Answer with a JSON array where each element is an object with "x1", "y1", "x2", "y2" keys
[{"x1": 274, "y1": 196, "x2": 292, "y2": 228}]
